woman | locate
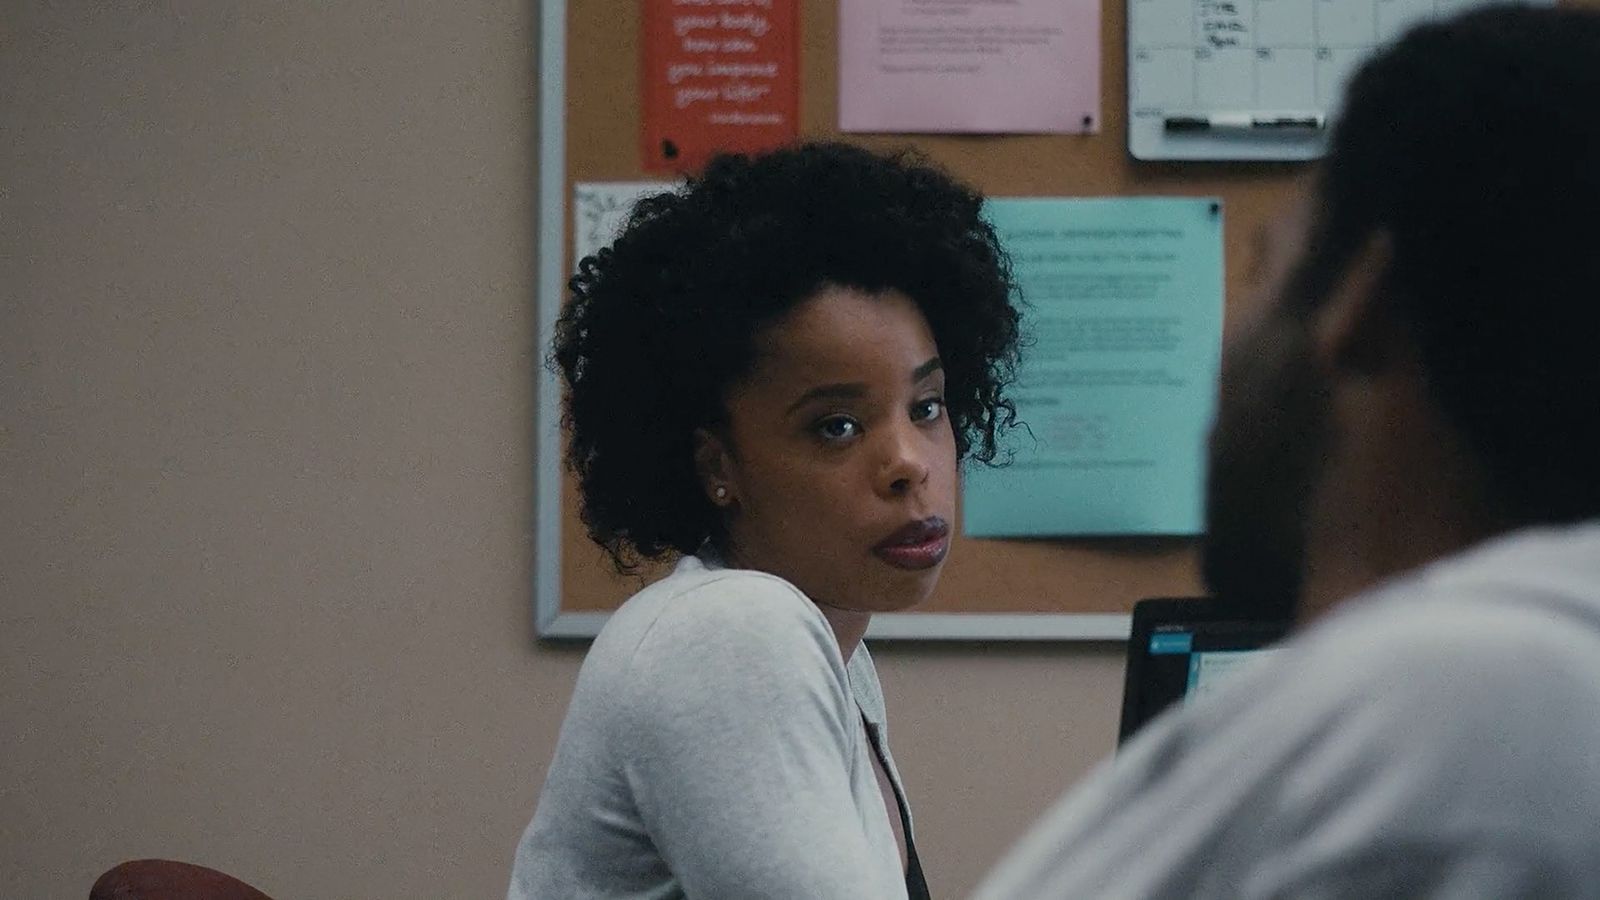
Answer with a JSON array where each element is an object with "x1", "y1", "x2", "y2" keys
[{"x1": 508, "y1": 142, "x2": 1021, "y2": 899}]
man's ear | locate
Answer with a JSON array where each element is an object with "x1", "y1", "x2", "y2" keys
[
  {"x1": 692, "y1": 427, "x2": 738, "y2": 508},
  {"x1": 1312, "y1": 231, "x2": 1404, "y2": 378}
]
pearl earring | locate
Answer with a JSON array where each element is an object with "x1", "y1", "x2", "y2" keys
[{"x1": 715, "y1": 486, "x2": 728, "y2": 502}]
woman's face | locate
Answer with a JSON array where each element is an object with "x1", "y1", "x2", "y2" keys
[{"x1": 698, "y1": 286, "x2": 958, "y2": 615}]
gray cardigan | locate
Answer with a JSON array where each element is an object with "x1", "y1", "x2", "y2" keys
[{"x1": 508, "y1": 555, "x2": 916, "y2": 899}]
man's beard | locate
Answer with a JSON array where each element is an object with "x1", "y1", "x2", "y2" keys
[{"x1": 1201, "y1": 318, "x2": 1333, "y2": 622}]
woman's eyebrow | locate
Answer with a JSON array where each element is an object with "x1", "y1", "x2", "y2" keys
[
  {"x1": 785, "y1": 357, "x2": 943, "y2": 415},
  {"x1": 785, "y1": 382, "x2": 866, "y2": 416}
]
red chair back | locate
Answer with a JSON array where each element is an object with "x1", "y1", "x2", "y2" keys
[{"x1": 90, "y1": 859, "x2": 276, "y2": 900}]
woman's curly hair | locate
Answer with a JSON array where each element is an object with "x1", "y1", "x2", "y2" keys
[{"x1": 554, "y1": 142, "x2": 1022, "y2": 570}]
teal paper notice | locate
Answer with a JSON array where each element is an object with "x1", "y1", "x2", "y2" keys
[{"x1": 963, "y1": 197, "x2": 1224, "y2": 537}]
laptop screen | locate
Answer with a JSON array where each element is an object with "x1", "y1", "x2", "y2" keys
[{"x1": 1117, "y1": 597, "x2": 1290, "y2": 744}]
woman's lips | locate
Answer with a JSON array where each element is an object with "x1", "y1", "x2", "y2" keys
[{"x1": 873, "y1": 517, "x2": 951, "y2": 571}]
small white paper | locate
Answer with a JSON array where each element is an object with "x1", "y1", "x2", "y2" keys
[{"x1": 572, "y1": 181, "x2": 676, "y2": 269}]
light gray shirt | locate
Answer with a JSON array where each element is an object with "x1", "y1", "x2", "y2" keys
[
  {"x1": 975, "y1": 521, "x2": 1600, "y2": 899},
  {"x1": 508, "y1": 555, "x2": 914, "y2": 900}
]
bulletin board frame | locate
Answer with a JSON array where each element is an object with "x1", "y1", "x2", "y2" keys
[{"x1": 532, "y1": 0, "x2": 1302, "y2": 642}]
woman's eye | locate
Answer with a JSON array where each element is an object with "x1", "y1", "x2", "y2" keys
[
  {"x1": 816, "y1": 416, "x2": 861, "y2": 441},
  {"x1": 913, "y1": 398, "x2": 945, "y2": 422}
]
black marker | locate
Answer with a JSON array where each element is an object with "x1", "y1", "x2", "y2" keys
[{"x1": 1164, "y1": 112, "x2": 1326, "y2": 132}]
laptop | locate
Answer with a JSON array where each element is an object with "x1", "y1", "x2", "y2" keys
[{"x1": 1117, "y1": 597, "x2": 1291, "y2": 744}]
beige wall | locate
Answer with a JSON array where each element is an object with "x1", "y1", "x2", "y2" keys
[{"x1": 0, "y1": 2, "x2": 1124, "y2": 896}]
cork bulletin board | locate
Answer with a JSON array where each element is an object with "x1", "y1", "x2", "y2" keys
[{"x1": 533, "y1": 0, "x2": 1301, "y2": 640}]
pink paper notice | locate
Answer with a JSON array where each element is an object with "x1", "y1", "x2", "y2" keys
[{"x1": 839, "y1": 0, "x2": 1101, "y2": 134}]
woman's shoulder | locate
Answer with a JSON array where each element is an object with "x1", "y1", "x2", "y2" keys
[
  {"x1": 619, "y1": 556, "x2": 821, "y2": 627},
  {"x1": 590, "y1": 556, "x2": 844, "y2": 677},
  {"x1": 564, "y1": 558, "x2": 860, "y2": 740}
]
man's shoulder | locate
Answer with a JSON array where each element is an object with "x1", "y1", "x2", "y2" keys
[
  {"x1": 1298, "y1": 576, "x2": 1600, "y2": 718},
  {"x1": 1254, "y1": 577, "x2": 1600, "y2": 819},
  {"x1": 974, "y1": 572, "x2": 1600, "y2": 899}
]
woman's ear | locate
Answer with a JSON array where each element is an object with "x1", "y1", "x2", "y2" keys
[{"x1": 692, "y1": 428, "x2": 738, "y2": 508}]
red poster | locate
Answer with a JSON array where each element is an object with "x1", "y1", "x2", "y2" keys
[{"x1": 641, "y1": 0, "x2": 800, "y2": 174}]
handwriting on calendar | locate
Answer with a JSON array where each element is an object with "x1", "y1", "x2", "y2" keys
[{"x1": 1199, "y1": 0, "x2": 1249, "y2": 49}]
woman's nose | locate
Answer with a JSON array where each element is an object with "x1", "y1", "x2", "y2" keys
[{"x1": 876, "y1": 424, "x2": 931, "y2": 497}]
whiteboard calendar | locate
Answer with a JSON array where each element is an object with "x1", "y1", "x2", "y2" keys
[{"x1": 1128, "y1": 0, "x2": 1553, "y2": 160}]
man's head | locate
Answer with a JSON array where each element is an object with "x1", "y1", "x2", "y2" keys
[{"x1": 1203, "y1": 6, "x2": 1600, "y2": 620}]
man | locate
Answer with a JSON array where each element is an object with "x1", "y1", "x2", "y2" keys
[{"x1": 975, "y1": 7, "x2": 1600, "y2": 898}]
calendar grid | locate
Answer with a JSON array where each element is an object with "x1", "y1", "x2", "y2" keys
[{"x1": 1127, "y1": 0, "x2": 1547, "y2": 159}]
